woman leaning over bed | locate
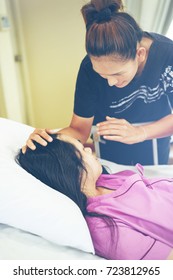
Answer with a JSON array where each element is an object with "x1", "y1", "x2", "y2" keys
[
  {"x1": 23, "y1": 0, "x2": 173, "y2": 166},
  {"x1": 16, "y1": 134, "x2": 173, "y2": 260}
]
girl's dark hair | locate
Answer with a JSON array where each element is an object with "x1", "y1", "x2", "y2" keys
[
  {"x1": 16, "y1": 137, "x2": 88, "y2": 214},
  {"x1": 81, "y1": 0, "x2": 143, "y2": 60},
  {"x1": 16, "y1": 136, "x2": 117, "y2": 258}
]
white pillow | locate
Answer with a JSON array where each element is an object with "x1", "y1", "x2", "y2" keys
[{"x1": 0, "y1": 118, "x2": 94, "y2": 253}]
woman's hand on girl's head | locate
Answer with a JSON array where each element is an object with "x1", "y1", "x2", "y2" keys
[
  {"x1": 96, "y1": 116, "x2": 147, "y2": 144},
  {"x1": 22, "y1": 128, "x2": 59, "y2": 154}
]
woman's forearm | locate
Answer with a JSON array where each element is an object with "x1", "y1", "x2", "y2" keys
[
  {"x1": 143, "y1": 114, "x2": 173, "y2": 140},
  {"x1": 58, "y1": 114, "x2": 94, "y2": 144},
  {"x1": 58, "y1": 126, "x2": 89, "y2": 143}
]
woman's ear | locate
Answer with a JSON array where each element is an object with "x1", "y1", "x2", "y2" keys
[{"x1": 136, "y1": 47, "x2": 147, "y2": 63}]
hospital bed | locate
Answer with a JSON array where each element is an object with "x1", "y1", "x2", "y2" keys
[{"x1": 0, "y1": 117, "x2": 172, "y2": 260}]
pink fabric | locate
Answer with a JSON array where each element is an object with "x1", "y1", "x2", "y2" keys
[{"x1": 86, "y1": 165, "x2": 173, "y2": 260}]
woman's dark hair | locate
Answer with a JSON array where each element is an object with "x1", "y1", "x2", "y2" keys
[
  {"x1": 16, "y1": 136, "x2": 118, "y2": 259},
  {"x1": 81, "y1": 0, "x2": 143, "y2": 60}
]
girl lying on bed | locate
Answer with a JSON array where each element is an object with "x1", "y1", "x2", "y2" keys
[{"x1": 16, "y1": 134, "x2": 173, "y2": 260}]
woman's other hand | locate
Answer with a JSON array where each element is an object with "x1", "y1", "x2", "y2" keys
[
  {"x1": 22, "y1": 128, "x2": 59, "y2": 153},
  {"x1": 96, "y1": 116, "x2": 147, "y2": 144}
]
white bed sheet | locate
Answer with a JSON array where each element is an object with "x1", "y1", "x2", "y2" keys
[
  {"x1": 1, "y1": 159, "x2": 173, "y2": 260},
  {"x1": 0, "y1": 224, "x2": 103, "y2": 260},
  {"x1": 100, "y1": 159, "x2": 173, "y2": 178}
]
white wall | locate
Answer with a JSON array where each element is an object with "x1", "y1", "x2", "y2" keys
[
  {"x1": 5, "y1": 0, "x2": 172, "y2": 127},
  {"x1": 14, "y1": 0, "x2": 87, "y2": 128}
]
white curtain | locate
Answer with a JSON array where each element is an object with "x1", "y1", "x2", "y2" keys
[{"x1": 124, "y1": 0, "x2": 173, "y2": 34}]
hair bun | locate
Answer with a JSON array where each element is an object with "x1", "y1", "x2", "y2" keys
[
  {"x1": 110, "y1": 1, "x2": 123, "y2": 13},
  {"x1": 96, "y1": 7, "x2": 112, "y2": 22},
  {"x1": 82, "y1": 0, "x2": 124, "y2": 30}
]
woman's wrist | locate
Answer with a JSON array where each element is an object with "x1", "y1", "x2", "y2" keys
[
  {"x1": 138, "y1": 126, "x2": 147, "y2": 142},
  {"x1": 141, "y1": 126, "x2": 147, "y2": 141}
]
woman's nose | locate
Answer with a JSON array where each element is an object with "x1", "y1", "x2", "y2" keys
[
  {"x1": 107, "y1": 77, "x2": 118, "y2": 86},
  {"x1": 84, "y1": 147, "x2": 92, "y2": 154}
]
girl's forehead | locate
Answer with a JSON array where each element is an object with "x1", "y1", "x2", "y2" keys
[{"x1": 57, "y1": 134, "x2": 83, "y2": 148}]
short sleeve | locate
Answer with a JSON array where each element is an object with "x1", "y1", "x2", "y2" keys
[
  {"x1": 165, "y1": 64, "x2": 173, "y2": 107},
  {"x1": 74, "y1": 56, "x2": 98, "y2": 118},
  {"x1": 163, "y1": 44, "x2": 173, "y2": 107}
]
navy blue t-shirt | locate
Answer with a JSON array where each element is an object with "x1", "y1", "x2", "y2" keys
[{"x1": 74, "y1": 33, "x2": 173, "y2": 165}]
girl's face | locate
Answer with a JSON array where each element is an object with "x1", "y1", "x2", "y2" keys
[
  {"x1": 90, "y1": 55, "x2": 140, "y2": 88},
  {"x1": 57, "y1": 134, "x2": 102, "y2": 181}
]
